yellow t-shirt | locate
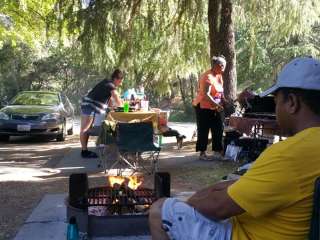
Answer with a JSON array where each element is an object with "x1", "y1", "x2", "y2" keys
[{"x1": 228, "y1": 127, "x2": 320, "y2": 240}]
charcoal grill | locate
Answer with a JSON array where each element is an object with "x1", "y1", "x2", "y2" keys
[
  {"x1": 67, "y1": 172, "x2": 170, "y2": 237},
  {"x1": 243, "y1": 112, "x2": 276, "y2": 120},
  {"x1": 87, "y1": 186, "x2": 157, "y2": 215},
  {"x1": 245, "y1": 96, "x2": 275, "y2": 114}
]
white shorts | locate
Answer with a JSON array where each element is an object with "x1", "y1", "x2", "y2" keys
[{"x1": 161, "y1": 198, "x2": 232, "y2": 240}]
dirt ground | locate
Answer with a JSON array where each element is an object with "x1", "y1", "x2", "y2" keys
[{"x1": 0, "y1": 135, "x2": 237, "y2": 240}]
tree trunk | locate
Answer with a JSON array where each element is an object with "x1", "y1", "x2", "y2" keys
[
  {"x1": 189, "y1": 74, "x2": 195, "y2": 101},
  {"x1": 178, "y1": 75, "x2": 188, "y2": 111},
  {"x1": 208, "y1": 0, "x2": 237, "y2": 100},
  {"x1": 208, "y1": 0, "x2": 222, "y2": 57},
  {"x1": 169, "y1": 81, "x2": 176, "y2": 99}
]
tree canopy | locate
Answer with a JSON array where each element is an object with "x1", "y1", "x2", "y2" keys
[
  {"x1": 0, "y1": 0, "x2": 319, "y2": 110},
  {"x1": 235, "y1": 0, "x2": 320, "y2": 90}
]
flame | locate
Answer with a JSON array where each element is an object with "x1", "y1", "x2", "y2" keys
[
  {"x1": 107, "y1": 175, "x2": 143, "y2": 190},
  {"x1": 127, "y1": 176, "x2": 143, "y2": 190},
  {"x1": 108, "y1": 176, "x2": 125, "y2": 187}
]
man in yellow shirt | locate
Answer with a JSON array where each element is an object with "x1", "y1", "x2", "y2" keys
[{"x1": 149, "y1": 57, "x2": 320, "y2": 240}]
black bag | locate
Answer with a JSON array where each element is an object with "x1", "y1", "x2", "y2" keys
[{"x1": 222, "y1": 99, "x2": 236, "y2": 117}]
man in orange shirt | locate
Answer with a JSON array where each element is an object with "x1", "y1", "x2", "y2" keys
[
  {"x1": 193, "y1": 56, "x2": 226, "y2": 160},
  {"x1": 149, "y1": 57, "x2": 320, "y2": 240}
]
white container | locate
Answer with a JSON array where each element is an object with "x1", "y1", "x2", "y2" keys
[{"x1": 140, "y1": 100, "x2": 149, "y2": 112}]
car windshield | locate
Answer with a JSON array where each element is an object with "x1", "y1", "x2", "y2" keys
[{"x1": 10, "y1": 92, "x2": 60, "y2": 106}]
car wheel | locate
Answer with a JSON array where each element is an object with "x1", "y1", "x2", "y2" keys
[
  {"x1": 0, "y1": 135, "x2": 9, "y2": 142},
  {"x1": 56, "y1": 122, "x2": 67, "y2": 142},
  {"x1": 67, "y1": 125, "x2": 73, "y2": 135}
]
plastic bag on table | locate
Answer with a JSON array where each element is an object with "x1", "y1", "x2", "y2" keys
[{"x1": 225, "y1": 144, "x2": 242, "y2": 162}]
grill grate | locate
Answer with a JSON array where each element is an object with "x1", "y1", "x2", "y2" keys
[{"x1": 88, "y1": 186, "x2": 156, "y2": 207}]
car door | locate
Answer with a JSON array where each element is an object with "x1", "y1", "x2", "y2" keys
[
  {"x1": 66, "y1": 96, "x2": 74, "y2": 126},
  {"x1": 60, "y1": 93, "x2": 74, "y2": 130}
]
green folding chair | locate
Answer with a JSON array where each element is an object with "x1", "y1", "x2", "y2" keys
[{"x1": 108, "y1": 121, "x2": 161, "y2": 176}]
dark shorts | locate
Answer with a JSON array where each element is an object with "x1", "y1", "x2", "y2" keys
[{"x1": 80, "y1": 105, "x2": 96, "y2": 117}]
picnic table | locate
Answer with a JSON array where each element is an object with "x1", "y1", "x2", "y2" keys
[
  {"x1": 97, "y1": 111, "x2": 161, "y2": 145},
  {"x1": 108, "y1": 111, "x2": 159, "y2": 129}
]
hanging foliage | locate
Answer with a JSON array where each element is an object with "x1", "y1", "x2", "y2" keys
[
  {"x1": 234, "y1": 0, "x2": 320, "y2": 91},
  {"x1": 0, "y1": 0, "x2": 319, "y2": 103},
  {"x1": 53, "y1": 0, "x2": 209, "y2": 96}
]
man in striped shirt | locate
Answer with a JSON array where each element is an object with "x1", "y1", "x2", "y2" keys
[{"x1": 80, "y1": 69, "x2": 123, "y2": 158}]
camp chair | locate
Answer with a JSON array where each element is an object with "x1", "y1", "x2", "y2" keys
[
  {"x1": 309, "y1": 177, "x2": 320, "y2": 240},
  {"x1": 108, "y1": 121, "x2": 161, "y2": 176}
]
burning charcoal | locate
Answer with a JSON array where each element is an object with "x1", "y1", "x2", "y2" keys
[{"x1": 87, "y1": 185, "x2": 157, "y2": 215}]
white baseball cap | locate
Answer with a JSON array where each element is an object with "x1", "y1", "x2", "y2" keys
[{"x1": 260, "y1": 57, "x2": 320, "y2": 97}]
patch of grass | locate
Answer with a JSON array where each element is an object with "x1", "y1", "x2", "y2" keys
[{"x1": 171, "y1": 161, "x2": 238, "y2": 188}]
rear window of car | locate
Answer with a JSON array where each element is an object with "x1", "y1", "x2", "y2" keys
[{"x1": 11, "y1": 92, "x2": 60, "y2": 106}]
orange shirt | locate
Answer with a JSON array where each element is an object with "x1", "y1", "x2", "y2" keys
[{"x1": 192, "y1": 69, "x2": 224, "y2": 109}]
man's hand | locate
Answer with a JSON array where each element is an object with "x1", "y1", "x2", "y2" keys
[
  {"x1": 209, "y1": 104, "x2": 223, "y2": 111},
  {"x1": 216, "y1": 104, "x2": 224, "y2": 112},
  {"x1": 187, "y1": 180, "x2": 244, "y2": 220}
]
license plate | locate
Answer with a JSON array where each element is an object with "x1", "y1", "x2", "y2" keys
[{"x1": 17, "y1": 125, "x2": 31, "y2": 132}]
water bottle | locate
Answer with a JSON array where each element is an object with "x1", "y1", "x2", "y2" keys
[{"x1": 67, "y1": 217, "x2": 79, "y2": 240}]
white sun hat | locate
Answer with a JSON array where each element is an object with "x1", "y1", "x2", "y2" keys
[{"x1": 260, "y1": 57, "x2": 320, "y2": 97}]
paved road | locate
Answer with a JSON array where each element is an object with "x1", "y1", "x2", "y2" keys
[{"x1": 0, "y1": 118, "x2": 196, "y2": 181}]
